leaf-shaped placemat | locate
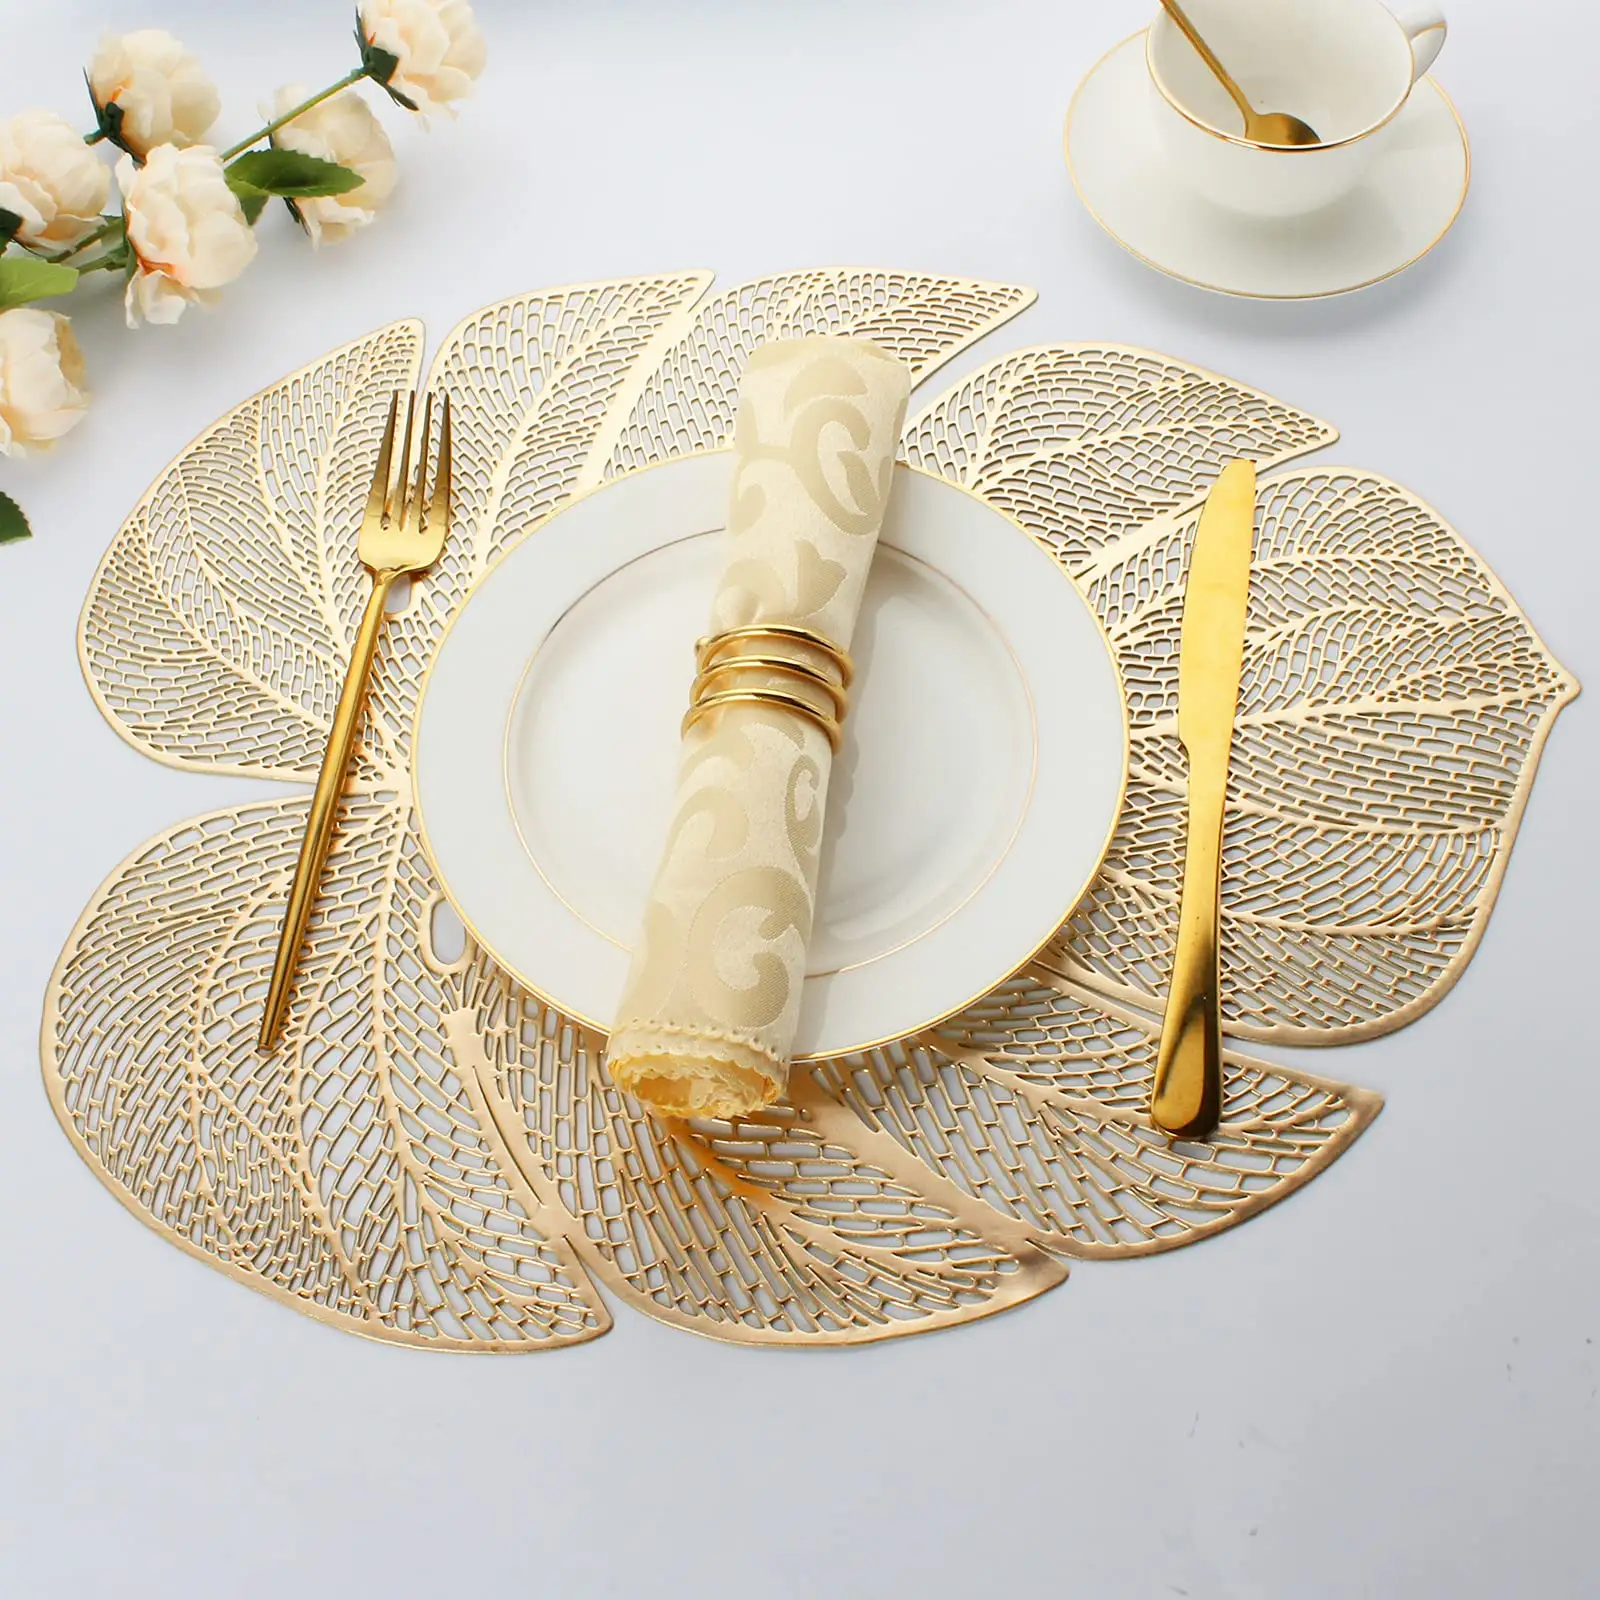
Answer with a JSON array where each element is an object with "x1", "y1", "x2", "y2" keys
[
  {"x1": 903, "y1": 347, "x2": 1578, "y2": 1044},
  {"x1": 46, "y1": 274, "x2": 1572, "y2": 1349},
  {"x1": 373, "y1": 273, "x2": 714, "y2": 759},
  {"x1": 1043, "y1": 470, "x2": 1580, "y2": 1041},
  {"x1": 606, "y1": 268, "x2": 1035, "y2": 474},
  {"x1": 454, "y1": 995, "x2": 1067, "y2": 1344},
  {"x1": 900, "y1": 342, "x2": 1339, "y2": 570},
  {"x1": 45, "y1": 799, "x2": 609, "y2": 1348},
  {"x1": 80, "y1": 322, "x2": 424, "y2": 781}
]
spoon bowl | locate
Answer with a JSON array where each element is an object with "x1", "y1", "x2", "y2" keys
[
  {"x1": 1247, "y1": 108, "x2": 1322, "y2": 147},
  {"x1": 1157, "y1": 0, "x2": 1322, "y2": 146}
]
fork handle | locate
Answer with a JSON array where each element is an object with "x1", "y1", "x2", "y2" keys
[
  {"x1": 258, "y1": 570, "x2": 397, "y2": 1050},
  {"x1": 1149, "y1": 756, "x2": 1226, "y2": 1138}
]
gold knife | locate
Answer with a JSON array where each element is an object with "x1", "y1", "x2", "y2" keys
[{"x1": 1150, "y1": 458, "x2": 1255, "y2": 1139}]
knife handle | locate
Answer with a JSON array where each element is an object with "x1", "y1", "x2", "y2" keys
[{"x1": 1150, "y1": 755, "x2": 1226, "y2": 1138}]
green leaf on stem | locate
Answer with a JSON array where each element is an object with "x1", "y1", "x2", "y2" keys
[
  {"x1": 0, "y1": 490, "x2": 32, "y2": 545},
  {"x1": 0, "y1": 258, "x2": 80, "y2": 311},
  {"x1": 226, "y1": 150, "x2": 365, "y2": 209},
  {"x1": 78, "y1": 241, "x2": 133, "y2": 276},
  {"x1": 373, "y1": 77, "x2": 418, "y2": 112},
  {"x1": 362, "y1": 40, "x2": 402, "y2": 86},
  {"x1": 354, "y1": 10, "x2": 418, "y2": 109},
  {"x1": 83, "y1": 71, "x2": 131, "y2": 154},
  {"x1": 0, "y1": 208, "x2": 22, "y2": 246}
]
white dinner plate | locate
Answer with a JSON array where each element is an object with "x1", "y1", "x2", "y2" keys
[
  {"x1": 414, "y1": 453, "x2": 1127, "y2": 1060},
  {"x1": 1065, "y1": 31, "x2": 1470, "y2": 301}
]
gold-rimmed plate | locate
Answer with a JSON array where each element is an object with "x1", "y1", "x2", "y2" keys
[{"x1": 413, "y1": 452, "x2": 1128, "y2": 1060}]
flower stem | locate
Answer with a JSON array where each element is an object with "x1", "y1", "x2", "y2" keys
[
  {"x1": 221, "y1": 69, "x2": 368, "y2": 161},
  {"x1": 76, "y1": 251, "x2": 129, "y2": 276},
  {"x1": 40, "y1": 216, "x2": 122, "y2": 265}
]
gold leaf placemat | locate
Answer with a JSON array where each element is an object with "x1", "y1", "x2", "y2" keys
[
  {"x1": 901, "y1": 350, "x2": 1577, "y2": 1043},
  {"x1": 43, "y1": 271, "x2": 1575, "y2": 1349}
]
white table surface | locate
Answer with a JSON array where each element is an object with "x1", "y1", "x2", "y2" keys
[{"x1": 2, "y1": 2, "x2": 1595, "y2": 1596}]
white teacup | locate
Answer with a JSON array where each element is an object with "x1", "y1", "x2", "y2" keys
[{"x1": 1147, "y1": 0, "x2": 1447, "y2": 218}]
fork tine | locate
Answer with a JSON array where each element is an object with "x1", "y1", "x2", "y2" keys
[
  {"x1": 409, "y1": 391, "x2": 435, "y2": 528},
  {"x1": 365, "y1": 393, "x2": 400, "y2": 523},
  {"x1": 391, "y1": 391, "x2": 416, "y2": 524},
  {"x1": 429, "y1": 393, "x2": 451, "y2": 529}
]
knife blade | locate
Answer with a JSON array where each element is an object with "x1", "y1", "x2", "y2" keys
[{"x1": 1149, "y1": 458, "x2": 1255, "y2": 1139}]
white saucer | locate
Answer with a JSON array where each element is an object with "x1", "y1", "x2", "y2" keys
[
  {"x1": 413, "y1": 453, "x2": 1128, "y2": 1060},
  {"x1": 1065, "y1": 31, "x2": 1470, "y2": 300}
]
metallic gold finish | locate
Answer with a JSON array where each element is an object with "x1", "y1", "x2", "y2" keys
[
  {"x1": 494, "y1": 520, "x2": 1050, "y2": 984},
  {"x1": 472, "y1": 455, "x2": 1105, "y2": 1049},
  {"x1": 1150, "y1": 460, "x2": 1255, "y2": 1138},
  {"x1": 899, "y1": 344, "x2": 1578, "y2": 1047},
  {"x1": 690, "y1": 655, "x2": 850, "y2": 719},
  {"x1": 682, "y1": 685, "x2": 844, "y2": 750},
  {"x1": 257, "y1": 390, "x2": 453, "y2": 1051},
  {"x1": 695, "y1": 623, "x2": 855, "y2": 687},
  {"x1": 1147, "y1": 14, "x2": 1419, "y2": 154},
  {"x1": 44, "y1": 274, "x2": 1574, "y2": 1352},
  {"x1": 1155, "y1": 0, "x2": 1321, "y2": 146},
  {"x1": 683, "y1": 621, "x2": 853, "y2": 750},
  {"x1": 1067, "y1": 33, "x2": 1473, "y2": 302}
]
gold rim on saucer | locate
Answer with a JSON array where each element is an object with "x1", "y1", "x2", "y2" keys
[{"x1": 1065, "y1": 29, "x2": 1471, "y2": 302}]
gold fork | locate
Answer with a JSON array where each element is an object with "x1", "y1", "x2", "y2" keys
[{"x1": 258, "y1": 389, "x2": 452, "y2": 1051}]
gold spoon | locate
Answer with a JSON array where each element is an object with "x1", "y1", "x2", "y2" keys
[{"x1": 1157, "y1": 0, "x2": 1321, "y2": 147}]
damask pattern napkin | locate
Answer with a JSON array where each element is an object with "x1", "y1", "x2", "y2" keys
[{"x1": 608, "y1": 337, "x2": 912, "y2": 1119}]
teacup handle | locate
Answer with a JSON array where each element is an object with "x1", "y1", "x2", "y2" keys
[{"x1": 1395, "y1": 5, "x2": 1448, "y2": 80}]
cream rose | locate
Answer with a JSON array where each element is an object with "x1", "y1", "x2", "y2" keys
[
  {"x1": 118, "y1": 146, "x2": 258, "y2": 328},
  {"x1": 265, "y1": 85, "x2": 397, "y2": 246},
  {"x1": 0, "y1": 309, "x2": 89, "y2": 457},
  {"x1": 89, "y1": 29, "x2": 220, "y2": 157},
  {"x1": 0, "y1": 111, "x2": 110, "y2": 250},
  {"x1": 360, "y1": 0, "x2": 486, "y2": 116}
]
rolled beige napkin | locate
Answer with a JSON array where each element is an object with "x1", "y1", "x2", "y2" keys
[{"x1": 608, "y1": 337, "x2": 912, "y2": 1118}]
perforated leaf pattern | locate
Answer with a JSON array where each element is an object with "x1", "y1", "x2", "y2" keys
[
  {"x1": 47, "y1": 276, "x2": 1570, "y2": 1350},
  {"x1": 606, "y1": 268, "x2": 1035, "y2": 474},
  {"x1": 80, "y1": 323, "x2": 424, "y2": 780},
  {"x1": 900, "y1": 342, "x2": 1339, "y2": 573},
  {"x1": 903, "y1": 348, "x2": 1577, "y2": 1042},
  {"x1": 901, "y1": 975, "x2": 1379, "y2": 1255},
  {"x1": 45, "y1": 799, "x2": 609, "y2": 1348},
  {"x1": 452, "y1": 989, "x2": 1065, "y2": 1343},
  {"x1": 373, "y1": 273, "x2": 714, "y2": 749},
  {"x1": 1046, "y1": 471, "x2": 1580, "y2": 1040}
]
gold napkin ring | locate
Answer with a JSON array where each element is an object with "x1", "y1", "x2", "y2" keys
[
  {"x1": 690, "y1": 655, "x2": 850, "y2": 718},
  {"x1": 683, "y1": 624, "x2": 854, "y2": 751},
  {"x1": 682, "y1": 687, "x2": 844, "y2": 751},
  {"x1": 695, "y1": 624, "x2": 855, "y2": 688}
]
